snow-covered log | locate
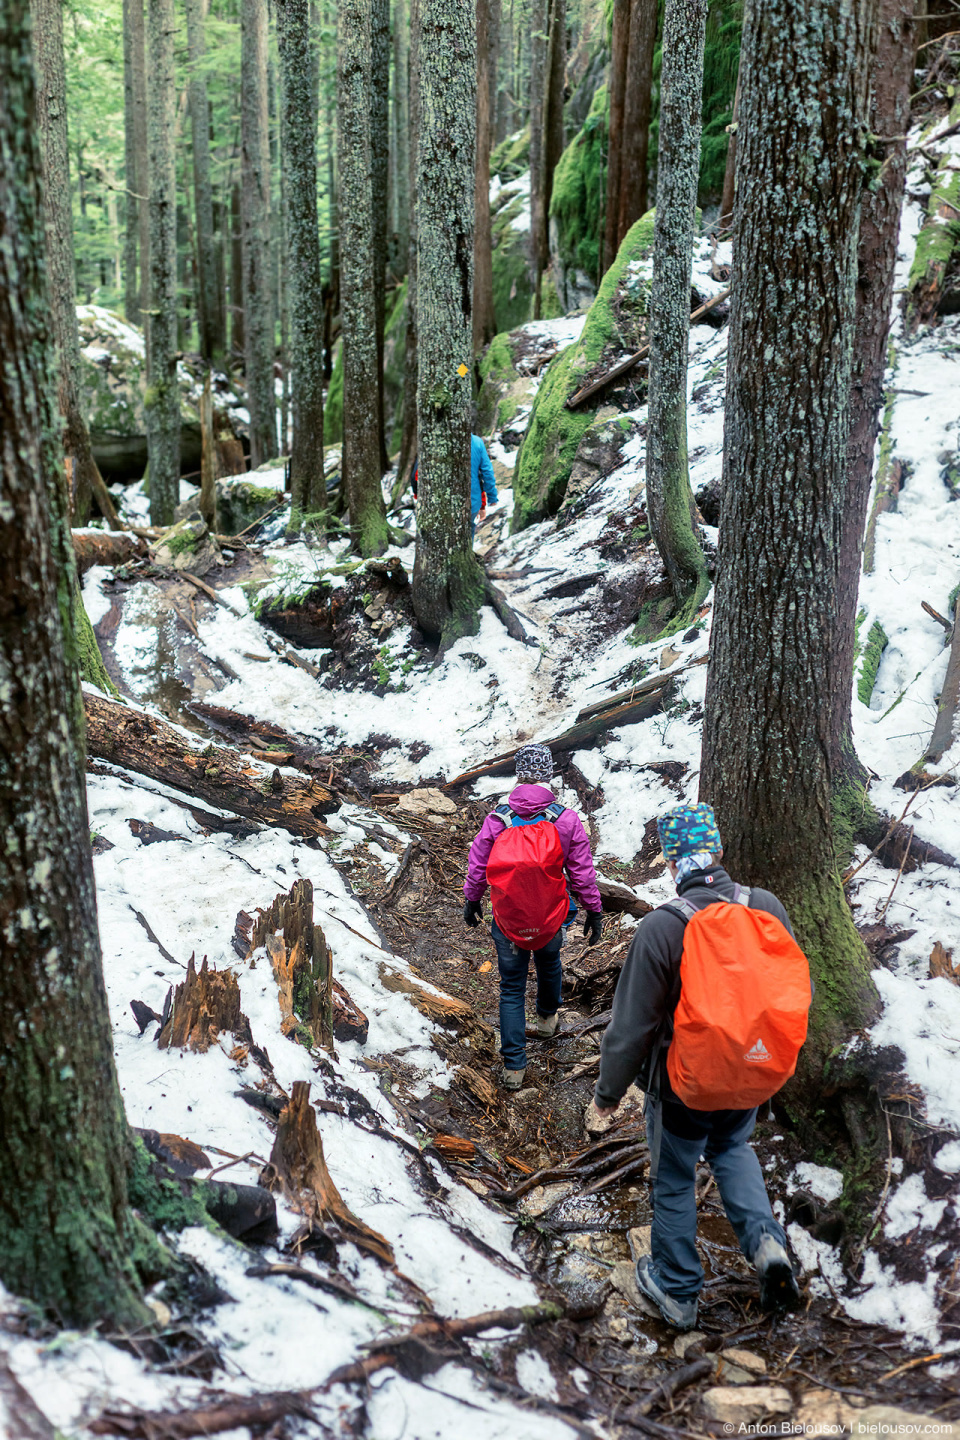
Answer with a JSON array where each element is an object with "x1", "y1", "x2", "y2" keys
[{"x1": 927, "y1": 585, "x2": 960, "y2": 762}]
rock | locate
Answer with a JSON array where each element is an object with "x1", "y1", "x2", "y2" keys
[
  {"x1": 674, "y1": 1331, "x2": 707, "y2": 1359},
  {"x1": 154, "y1": 514, "x2": 221, "y2": 577},
  {"x1": 562, "y1": 410, "x2": 642, "y2": 516},
  {"x1": 520, "y1": 1182, "x2": 573, "y2": 1219},
  {"x1": 397, "y1": 787, "x2": 457, "y2": 821},
  {"x1": 584, "y1": 1100, "x2": 615, "y2": 1137},
  {"x1": 722, "y1": 1349, "x2": 767, "y2": 1377},
  {"x1": 701, "y1": 1386, "x2": 792, "y2": 1425},
  {"x1": 216, "y1": 475, "x2": 285, "y2": 536},
  {"x1": 854, "y1": 1409, "x2": 954, "y2": 1437},
  {"x1": 610, "y1": 1260, "x2": 659, "y2": 1320},
  {"x1": 796, "y1": 1388, "x2": 865, "y2": 1430},
  {"x1": 627, "y1": 1225, "x2": 652, "y2": 1262},
  {"x1": 715, "y1": 1360, "x2": 761, "y2": 1386}
]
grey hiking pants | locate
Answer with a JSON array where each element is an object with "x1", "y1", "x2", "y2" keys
[{"x1": 645, "y1": 1094, "x2": 786, "y2": 1300}]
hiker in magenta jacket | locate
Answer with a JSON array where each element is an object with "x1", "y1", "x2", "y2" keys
[{"x1": 463, "y1": 743, "x2": 603, "y2": 1091}]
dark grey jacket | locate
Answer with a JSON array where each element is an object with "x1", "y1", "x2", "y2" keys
[{"x1": 594, "y1": 866, "x2": 794, "y2": 1109}]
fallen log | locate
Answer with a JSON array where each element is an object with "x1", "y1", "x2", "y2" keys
[
  {"x1": 444, "y1": 685, "x2": 672, "y2": 790},
  {"x1": 378, "y1": 964, "x2": 494, "y2": 1041},
  {"x1": 575, "y1": 655, "x2": 707, "y2": 722},
  {"x1": 862, "y1": 450, "x2": 904, "y2": 574},
  {"x1": 597, "y1": 876, "x2": 652, "y2": 918},
  {"x1": 484, "y1": 577, "x2": 534, "y2": 643},
  {"x1": 566, "y1": 289, "x2": 731, "y2": 410},
  {"x1": 927, "y1": 583, "x2": 960, "y2": 763},
  {"x1": 72, "y1": 528, "x2": 148, "y2": 575},
  {"x1": 90, "y1": 1390, "x2": 314, "y2": 1439},
  {"x1": 84, "y1": 693, "x2": 337, "y2": 837}
]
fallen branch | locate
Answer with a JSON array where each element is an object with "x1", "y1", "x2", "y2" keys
[
  {"x1": 922, "y1": 599, "x2": 953, "y2": 635},
  {"x1": 927, "y1": 581, "x2": 960, "y2": 762},
  {"x1": 84, "y1": 693, "x2": 337, "y2": 838},
  {"x1": 483, "y1": 577, "x2": 534, "y2": 643},
  {"x1": 881, "y1": 1345, "x2": 960, "y2": 1382},
  {"x1": 566, "y1": 289, "x2": 731, "y2": 410},
  {"x1": 628, "y1": 1356, "x2": 716, "y2": 1419},
  {"x1": 180, "y1": 569, "x2": 242, "y2": 616},
  {"x1": 90, "y1": 1391, "x2": 313, "y2": 1438},
  {"x1": 444, "y1": 688, "x2": 671, "y2": 789}
]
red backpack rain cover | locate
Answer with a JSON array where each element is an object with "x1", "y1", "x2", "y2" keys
[
  {"x1": 487, "y1": 807, "x2": 569, "y2": 950},
  {"x1": 666, "y1": 890, "x2": 811, "y2": 1111}
]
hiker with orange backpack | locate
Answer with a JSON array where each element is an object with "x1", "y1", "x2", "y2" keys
[
  {"x1": 590, "y1": 803, "x2": 810, "y2": 1329},
  {"x1": 463, "y1": 744, "x2": 604, "y2": 1092}
]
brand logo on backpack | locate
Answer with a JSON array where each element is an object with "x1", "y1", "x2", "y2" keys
[{"x1": 744, "y1": 1038, "x2": 771, "y2": 1063}]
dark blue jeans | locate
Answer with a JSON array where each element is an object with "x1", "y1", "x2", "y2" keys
[
  {"x1": 491, "y1": 919, "x2": 563, "y2": 1071},
  {"x1": 646, "y1": 1095, "x2": 786, "y2": 1299}
]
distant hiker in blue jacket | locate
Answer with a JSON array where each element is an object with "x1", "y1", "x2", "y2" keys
[{"x1": 470, "y1": 434, "x2": 498, "y2": 538}]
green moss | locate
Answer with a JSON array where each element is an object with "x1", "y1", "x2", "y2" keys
[
  {"x1": 325, "y1": 341, "x2": 343, "y2": 445},
  {"x1": 491, "y1": 228, "x2": 535, "y2": 334},
  {"x1": 906, "y1": 162, "x2": 960, "y2": 312},
  {"x1": 164, "y1": 528, "x2": 198, "y2": 557},
  {"x1": 857, "y1": 620, "x2": 888, "y2": 707},
  {"x1": 648, "y1": 0, "x2": 741, "y2": 205},
  {"x1": 76, "y1": 584, "x2": 118, "y2": 697},
  {"x1": 832, "y1": 775, "x2": 879, "y2": 872},
  {"x1": 490, "y1": 126, "x2": 530, "y2": 181},
  {"x1": 512, "y1": 209, "x2": 657, "y2": 531},
  {"x1": 550, "y1": 84, "x2": 608, "y2": 282},
  {"x1": 126, "y1": 1136, "x2": 213, "y2": 1233}
]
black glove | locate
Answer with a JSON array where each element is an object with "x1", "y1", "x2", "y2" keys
[
  {"x1": 583, "y1": 911, "x2": 603, "y2": 947},
  {"x1": 463, "y1": 900, "x2": 482, "y2": 928}
]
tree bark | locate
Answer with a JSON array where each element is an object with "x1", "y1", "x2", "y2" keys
[
  {"x1": 277, "y1": 0, "x2": 326, "y2": 530},
  {"x1": 474, "y1": 0, "x2": 498, "y2": 351},
  {"x1": 393, "y1": 0, "x2": 410, "y2": 277},
  {"x1": 145, "y1": 0, "x2": 181, "y2": 526},
  {"x1": 371, "y1": 0, "x2": 391, "y2": 471},
  {"x1": 0, "y1": 1, "x2": 148, "y2": 1327},
  {"x1": 185, "y1": 0, "x2": 223, "y2": 362},
  {"x1": 537, "y1": 0, "x2": 565, "y2": 312},
  {"x1": 645, "y1": 0, "x2": 710, "y2": 619},
  {"x1": 701, "y1": 0, "x2": 880, "y2": 1110},
  {"x1": 528, "y1": 0, "x2": 549, "y2": 294},
  {"x1": 718, "y1": 57, "x2": 740, "y2": 228},
  {"x1": 338, "y1": 0, "x2": 389, "y2": 553},
  {"x1": 412, "y1": 0, "x2": 484, "y2": 647},
  {"x1": 241, "y1": 0, "x2": 278, "y2": 468},
  {"x1": 30, "y1": 0, "x2": 109, "y2": 527},
  {"x1": 833, "y1": 0, "x2": 916, "y2": 778},
  {"x1": 618, "y1": 0, "x2": 657, "y2": 239},
  {"x1": 230, "y1": 178, "x2": 245, "y2": 360},
  {"x1": 603, "y1": 0, "x2": 630, "y2": 274},
  {"x1": 927, "y1": 581, "x2": 960, "y2": 762},
  {"x1": 122, "y1": 0, "x2": 139, "y2": 322},
  {"x1": 130, "y1": 0, "x2": 150, "y2": 331},
  {"x1": 395, "y1": 0, "x2": 420, "y2": 492}
]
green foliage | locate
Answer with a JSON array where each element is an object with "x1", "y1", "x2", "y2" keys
[
  {"x1": 650, "y1": 0, "x2": 741, "y2": 204},
  {"x1": 75, "y1": 585, "x2": 118, "y2": 696},
  {"x1": 512, "y1": 209, "x2": 656, "y2": 531},
  {"x1": 477, "y1": 332, "x2": 520, "y2": 432},
  {"x1": 857, "y1": 620, "x2": 888, "y2": 707},
  {"x1": 325, "y1": 342, "x2": 343, "y2": 445},
  {"x1": 490, "y1": 126, "x2": 530, "y2": 181},
  {"x1": 551, "y1": 84, "x2": 608, "y2": 282}
]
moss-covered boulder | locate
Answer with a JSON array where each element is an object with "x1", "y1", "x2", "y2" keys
[
  {"x1": 215, "y1": 475, "x2": 285, "y2": 537},
  {"x1": 491, "y1": 180, "x2": 536, "y2": 333},
  {"x1": 561, "y1": 409, "x2": 643, "y2": 518},
  {"x1": 154, "y1": 514, "x2": 222, "y2": 576},
  {"x1": 476, "y1": 330, "x2": 538, "y2": 436},
  {"x1": 550, "y1": 84, "x2": 607, "y2": 312},
  {"x1": 511, "y1": 209, "x2": 656, "y2": 532}
]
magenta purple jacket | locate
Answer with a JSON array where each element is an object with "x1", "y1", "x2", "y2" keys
[{"x1": 463, "y1": 784, "x2": 603, "y2": 913}]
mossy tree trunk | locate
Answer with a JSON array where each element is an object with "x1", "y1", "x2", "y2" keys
[
  {"x1": 371, "y1": 0, "x2": 390, "y2": 472},
  {"x1": 0, "y1": 0, "x2": 148, "y2": 1327},
  {"x1": 30, "y1": 0, "x2": 109, "y2": 527},
  {"x1": 617, "y1": 0, "x2": 658, "y2": 245},
  {"x1": 528, "y1": 0, "x2": 548, "y2": 298},
  {"x1": 396, "y1": 0, "x2": 420, "y2": 491},
  {"x1": 903, "y1": 95, "x2": 960, "y2": 329},
  {"x1": 701, "y1": 0, "x2": 880, "y2": 1116},
  {"x1": 645, "y1": 0, "x2": 710, "y2": 622},
  {"x1": 241, "y1": 0, "x2": 278, "y2": 468},
  {"x1": 338, "y1": 0, "x2": 389, "y2": 553},
  {"x1": 146, "y1": 0, "x2": 181, "y2": 525},
  {"x1": 833, "y1": 0, "x2": 916, "y2": 785},
  {"x1": 603, "y1": 0, "x2": 630, "y2": 275},
  {"x1": 121, "y1": 0, "x2": 139, "y2": 322},
  {"x1": 412, "y1": 0, "x2": 484, "y2": 648},
  {"x1": 393, "y1": 0, "x2": 410, "y2": 278},
  {"x1": 185, "y1": 0, "x2": 223, "y2": 363},
  {"x1": 535, "y1": 0, "x2": 565, "y2": 316},
  {"x1": 130, "y1": 0, "x2": 150, "y2": 330},
  {"x1": 277, "y1": 0, "x2": 326, "y2": 531},
  {"x1": 474, "y1": 0, "x2": 498, "y2": 351}
]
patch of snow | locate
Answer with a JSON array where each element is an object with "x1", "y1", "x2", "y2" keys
[
  {"x1": 787, "y1": 1163, "x2": 844, "y2": 1203},
  {"x1": 934, "y1": 1141, "x2": 960, "y2": 1174},
  {"x1": 515, "y1": 1348, "x2": 559, "y2": 1401},
  {"x1": 870, "y1": 970, "x2": 960, "y2": 1131},
  {"x1": 843, "y1": 1251, "x2": 942, "y2": 1347},
  {"x1": 82, "y1": 565, "x2": 114, "y2": 627},
  {"x1": 884, "y1": 1173, "x2": 948, "y2": 1239}
]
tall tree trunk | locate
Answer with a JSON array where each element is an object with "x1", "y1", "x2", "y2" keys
[
  {"x1": 122, "y1": 0, "x2": 139, "y2": 322},
  {"x1": 833, "y1": 0, "x2": 916, "y2": 782},
  {"x1": 185, "y1": 0, "x2": 222, "y2": 362},
  {"x1": 230, "y1": 176, "x2": 245, "y2": 359},
  {"x1": 412, "y1": 0, "x2": 483, "y2": 647},
  {"x1": 395, "y1": 0, "x2": 420, "y2": 492},
  {"x1": 528, "y1": 0, "x2": 548, "y2": 298},
  {"x1": 539, "y1": 0, "x2": 565, "y2": 301},
  {"x1": 131, "y1": 0, "x2": 150, "y2": 332},
  {"x1": 474, "y1": 0, "x2": 497, "y2": 350},
  {"x1": 393, "y1": 0, "x2": 410, "y2": 276},
  {"x1": 31, "y1": 0, "x2": 107, "y2": 526},
  {"x1": 718, "y1": 57, "x2": 740, "y2": 228},
  {"x1": 602, "y1": 0, "x2": 630, "y2": 274},
  {"x1": 241, "y1": 0, "x2": 278, "y2": 468},
  {"x1": 338, "y1": 0, "x2": 389, "y2": 553},
  {"x1": 645, "y1": 0, "x2": 709, "y2": 619},
  {"x1": 371, "y1": 0, "x2": 391, "y2": 472},
  {"x1": 277, "y1": 0, "x2": 326, "y2": 529},
  {"x1": 618, "y1": 0, "x2": 657, "y2": 239},
  {"x1": 701, "y1": 0, "x2": 879, "y2": 1115},
  {"x1": 0, "y1": 0, "x2": 148, "y2": 1329},
  {"x1": 146, "y1": 0, "x2": 181, "y2": 525}
]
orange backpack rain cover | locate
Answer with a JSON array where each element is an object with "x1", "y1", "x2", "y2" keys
[{"x1": 666, "y1": 898, "x2": 811, "y2": 1111}]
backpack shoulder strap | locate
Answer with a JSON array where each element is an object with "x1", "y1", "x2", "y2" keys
[
  {"x1": 732, "y1": 884, "x2": 752, "y2": 907},
  {"x1": 494, "y1": 804, "x2": 515, "y2": 822},
  {"x1": 662, "y1": 897, "x2": 699, "y2": 924},
  {"x1": 546, "y1": 802, "x2": 565, "y2": 822}
]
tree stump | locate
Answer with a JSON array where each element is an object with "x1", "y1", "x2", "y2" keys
[
  {"x1": 245, "y1": 879, "x2": 335, "y2": 1049},
  {"x1": 157, "y1": 954, "x2": 246, "y2": 1051}
]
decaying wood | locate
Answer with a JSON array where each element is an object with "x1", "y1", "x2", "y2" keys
[
  {"x1": 323, "y1": 1299, "x2": 570, "y2": 1389},
  {"x1": 431, "y1": 1134, "x2": 476, "y2": 1161},
  {"x1": 575, "y1": 655, "x2": 707, "y2": 722},
  {"x1": 566, "y1": 289, "x2": 731, "y2": 410},
  {"x1": 922, "y1": 599, "x2": 954, "y2": 636},
  {"x1": 596, "y1": 876, "x2": 652, "y2": 918},
  {"x1": 930, "y1": 941, "x2": 958, "y2": 984},
  {"x1": 927, "y1": 584, "x2": 960, "y2": 762},
  {"x1": 455, "y1": 1064, "x2": 499, "y2": 1111},
  {"x1": 89, "y1": 1390, "x2": 313, "y2": 1439},
  {"x1": 198, "y1": 372, "x2": 218, "y2": 532},
  {"x1": 863, "y1": 455, "x2": 904, "y2": 574},
  {"x1": 484, "y1": 577, "x2": 533, "y2": 643},
  {"x1": 84, "y1": 693, "x2": 337, "y2": 837},
  {"x1": 243, "y1": 879, "x2": 334, "y2": 1049},
  {"x1": 378, "y1": 963, "x2": 493, "y2": 1040},
  {"x1": 157, "y1": 954, "x2": 245, "y2": 1052},
  {"x1": 187, "y1": 699, "x2": 329, "y2": 773},
  {"x1": 444, "y1": 686, "x2": 673, "y2": 789},
  {"x1": 260, "y1": 1081, "x2": 396, "y2": 1267},
  {"x1": 72, "y1": 528, "x2": 148, "y2": 575},
  {"x1": 332, "y1": 978, "x2": 369, "y2": 1044}
]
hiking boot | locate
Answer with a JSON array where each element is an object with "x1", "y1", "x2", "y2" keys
[
  {"x1": 754, "y1": 1234, "x2": 801, "y2": 1311},
  {"x1": 534, "y1": 1011, "x2": 559, "y2": 1038},
  {"x1": 634, "y1": 1254, "x2": 699, "y2": 1331},
  {"x1": 502, "y1": 1067, "x2": 526, "y2": 1092}
]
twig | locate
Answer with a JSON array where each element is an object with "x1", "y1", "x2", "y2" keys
[
  {"x1": 628, "y1": 1356, "x2": 716, "y2": 1418},
  {"x1": 876, "y1": 825, "x2": 913, "y2": 921},
  {"x1": 922, "y1": 600, "x2": 953, "y2": 634},
  {"x1": 129, "y1": 906, "x2": 183, "y2": 967},
  {"x1": 881, "y1": 1346, "x2": 960, "y2": 1383},
  {"x1": 206, "y1": 1150, "x2": 254, "y2": 1179},
  {"x1": 180, "y1": 570, "x2": 242, "y2": 616}
]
